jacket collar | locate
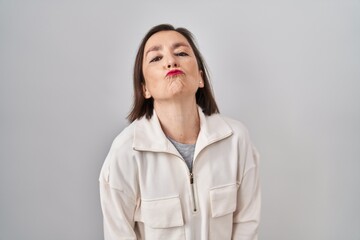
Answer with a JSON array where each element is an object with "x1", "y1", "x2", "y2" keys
[{"x1": 133, "y1": 107, "x2": 233, "y2": 159}]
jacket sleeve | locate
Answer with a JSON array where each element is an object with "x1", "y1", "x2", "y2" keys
[
  {"x1": 232, "y1": 142, "x2": 261, "y2": 240},
  {"x1": 99, "y1": 140, "x2": 139, "y2": 240},
  {"x1": 99, "y1": 181, "x2": 138, "y2": 240}
]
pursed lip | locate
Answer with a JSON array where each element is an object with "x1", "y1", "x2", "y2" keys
[{"x1": 166, "y1": 69, "x2": 184, "y2": 77}]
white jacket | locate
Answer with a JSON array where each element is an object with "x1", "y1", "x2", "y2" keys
[{"x1": 99, "y1": 108, "x2": 261, "y2": 240}]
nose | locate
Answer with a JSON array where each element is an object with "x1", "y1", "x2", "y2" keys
[
  {"x1": 165, "y1": 55, "x2": 178, "y2": 69},
  {"x1": 167, "y1": 63, "x2": 178, "y2": 68}
]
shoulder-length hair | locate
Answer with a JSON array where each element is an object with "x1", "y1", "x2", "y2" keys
[{"x1": 127, "y1": 24, "x2": 219, "y2": 122}]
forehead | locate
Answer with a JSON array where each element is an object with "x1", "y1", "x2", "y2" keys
[{"x1": 144, "y1": 30, "x2": 191, "y2": 51}]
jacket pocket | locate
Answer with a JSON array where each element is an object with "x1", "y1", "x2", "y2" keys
[
  {"x1": 210, "y1": 183, "x2": 238, "y2": 217},
  {"x1": 137, "y1": 196, "x2": 185, "y2": 239},
  {"x1": 209, "y1": 183, "x2": 238, "y2": 240}
]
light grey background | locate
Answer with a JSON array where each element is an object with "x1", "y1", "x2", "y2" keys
[{"x1": 1, "y1": 0, "x2": 359, "y2": 239}]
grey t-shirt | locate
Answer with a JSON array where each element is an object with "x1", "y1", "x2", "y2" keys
[{"x1": 168, "y1": 137, "x2": 195, "y2": 171}]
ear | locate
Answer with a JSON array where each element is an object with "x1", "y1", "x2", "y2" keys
[
  {"x1": 199, "y1": 70, "x2": 205, "y2": 88},
  {"x1": 142, "y1": 83, "x2": 152, "y2": 99}
]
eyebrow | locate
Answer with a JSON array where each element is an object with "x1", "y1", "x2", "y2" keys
[
  {"x1": 172, "y1": 42, "x2": 190, "y2": 50},
  {"x1": 145, "y1": 45, "x2": 162, "y2": 57},
  {"x1": 145, "y1": 42, "x2": 190, "y2": 57}
]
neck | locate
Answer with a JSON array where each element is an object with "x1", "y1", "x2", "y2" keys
[{"x1": 154, "y1": 98, "x2": 200, "y2": 144}]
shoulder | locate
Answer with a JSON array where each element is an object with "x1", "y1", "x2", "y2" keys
[
  {"x1": 218, "y1": 115, "x2": 260, "y2": 167},
  {"x1": 217, "y1": 114, "x2": 251, "y2": 139},
  {"x1": 111, "y1": 121, "x2": 136, "y2": 148},
  {"x1": 99, "y1": 121, "x2": 137, "y2": 183}
]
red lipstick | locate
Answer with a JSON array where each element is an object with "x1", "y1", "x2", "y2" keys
[{"x1": 166, "y1": 69, "x2": 184, "y2": 77}]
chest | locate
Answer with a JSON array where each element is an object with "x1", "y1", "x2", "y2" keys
[{"x1": 135, "y1": 142, "x2": 239, "y2": 198}]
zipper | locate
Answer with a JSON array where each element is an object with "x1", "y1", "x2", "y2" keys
[
  {"x1": 149, "y1": 149, "x2": 199, "y2": 213},
  {"x1": 190, "y1": 172, "x2": 197, "y2": 212}
]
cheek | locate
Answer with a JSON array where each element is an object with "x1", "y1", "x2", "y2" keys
[
  {"x1": 142, "y1": 67, "x2": 155, "y2": 82},
  {"x1": 143, "y1": 68, "x2": 162, "y2": 88},
  {"x1": 189, "y1": 68, "x2": 202, "y2": 81},
  {"x1": 185, "y1": 59, "x2": 201, "y2": 77}
]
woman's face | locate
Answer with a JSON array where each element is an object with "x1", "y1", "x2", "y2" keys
[{"x1": 142, "y1": 30, "x2": 204, "y2": 102}]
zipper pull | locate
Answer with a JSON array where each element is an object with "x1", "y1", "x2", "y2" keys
[{"x1": 189, "y1": 172, "x2": 197, "y2": 212}]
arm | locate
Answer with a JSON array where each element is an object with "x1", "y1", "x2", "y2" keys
[
  {"x1": 99, "y1": 180, "x2": 138, "y2": 240},
  {"x1": 232, "y1": 145, "x2": 261, "y2": 240},
  {"x1": 99, "y1": 136, "x2": 139, "y2": 240}
]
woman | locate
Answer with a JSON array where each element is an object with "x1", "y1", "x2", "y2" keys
[{"x1": 99, "y1": 24, "x2": 261, "y2": 240}]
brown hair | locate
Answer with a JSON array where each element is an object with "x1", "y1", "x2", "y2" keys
[{"x1": 127, "y1": 24, "x2": 219, "y2": 122}]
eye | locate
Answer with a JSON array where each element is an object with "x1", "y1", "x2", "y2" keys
[
  {"x1": 150, "y1": 56, "x2": 162, "y2": 63},
  {"x1": 175, "y1": 52, "x2": 189, "y2": 57}
]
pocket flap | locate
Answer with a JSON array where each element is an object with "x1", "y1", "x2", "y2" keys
[
  {"x1": 209, "y1": 183, "x2": 238, "y2": 218},
  {"x1": 139, "y1": 196, "x2": 184, "y2": 228}
]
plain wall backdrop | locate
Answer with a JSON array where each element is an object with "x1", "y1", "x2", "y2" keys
[{"x1": 1, "y1": 0, "x2": 359, "y2": 239}]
